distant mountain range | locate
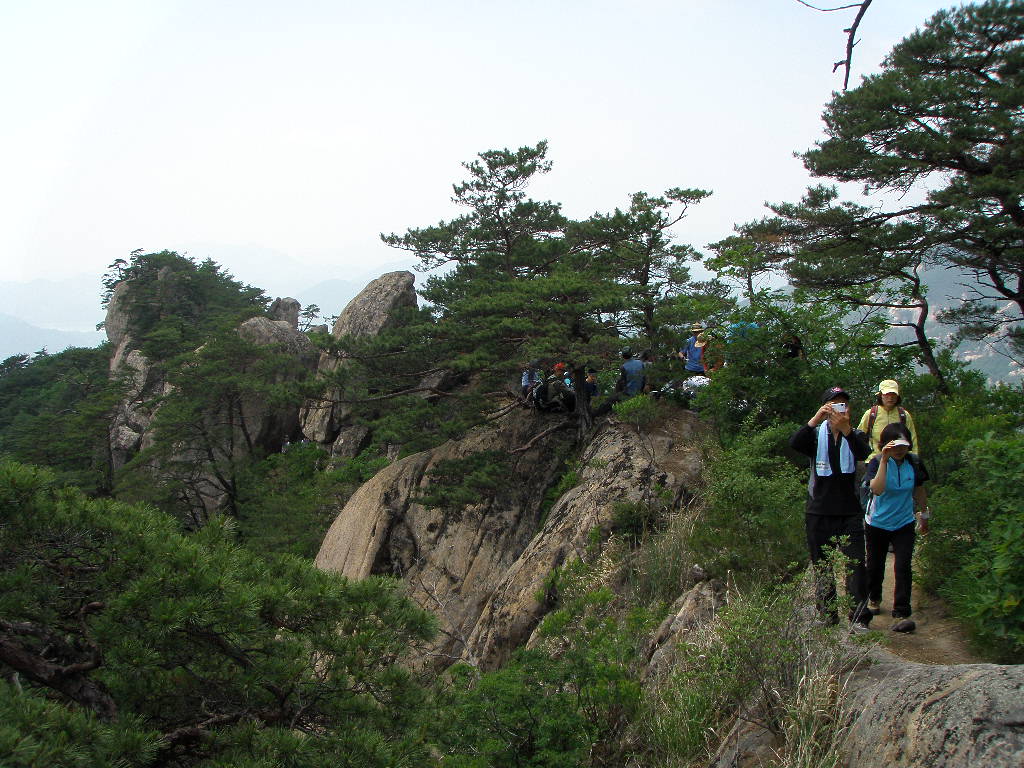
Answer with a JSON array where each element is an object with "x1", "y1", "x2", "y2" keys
[{"x1": 0, "y1": 314, "x2": 106, "y2": 361}]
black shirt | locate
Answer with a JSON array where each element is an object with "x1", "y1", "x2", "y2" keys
[{"x1": 789, "y1": 424, "x2": 870, "y2": 516}]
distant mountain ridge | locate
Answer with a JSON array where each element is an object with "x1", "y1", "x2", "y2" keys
[{"x1": 0, "y1": 314, "x2": 106, "y2": 361}]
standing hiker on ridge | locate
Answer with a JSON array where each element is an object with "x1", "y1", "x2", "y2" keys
[
  {"x1": 678, "y1": 323, "x2": 707, "y2": 377},
  {"x1": 618, "y1": 350, "x2": 647, "y2": 397},
  {"x1": 864, "y1": 422, "x2": 930, "y2": 632},
  {"x1": 857, "y1": 379, "x2": 920, "y2": 460},
  {"x1": 789, "y1": 386, "x2": 873, "y2": 631}
]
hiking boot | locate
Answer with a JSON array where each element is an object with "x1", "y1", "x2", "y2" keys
[
  {"x1": 891, "y1": 618, "x2": 916, "y2": 633},
  {"x1": 868, "y1": 600, "x2": 882, "y2": 615},
  {"x1": 849, "y1": 621, "x2": 873, "y2": 637}
]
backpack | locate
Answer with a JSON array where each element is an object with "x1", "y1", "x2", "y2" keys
[{"x1": 866, "y1": 404, "x2": 907, "y2": 440}]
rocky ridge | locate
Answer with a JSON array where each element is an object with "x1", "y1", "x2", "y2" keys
[
  {"x1": 104, "y1": 280, "x2": 318, "y2": 516},
  {"x1": 300, "y1": 270, "x2": 417, "y2": 457}
]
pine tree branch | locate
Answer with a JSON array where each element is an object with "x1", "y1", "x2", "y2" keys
[{"x1": 0, "y1": 619, "x2": 116, "y2": 719}]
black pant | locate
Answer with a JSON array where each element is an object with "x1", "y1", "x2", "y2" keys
[
  {"x1": 806, "y1": 514, "x2": 871, "y2": 625},
  {"x1": 865, "y1": 521, "x2": 915, "y2": 617}
]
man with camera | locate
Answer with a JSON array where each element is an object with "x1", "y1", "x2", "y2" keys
[{"x1": 789, "y1": 386, "x2": 873, "y2": 630}]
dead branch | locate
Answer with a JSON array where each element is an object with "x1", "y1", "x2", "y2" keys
[
  {"x1": 510, "y1": 419, "x2": 574, "y2": 454},
  {"x1": 797, "y1": 0, "x2": 874, "y2": 90}
]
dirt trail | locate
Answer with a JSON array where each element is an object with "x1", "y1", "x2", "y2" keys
[{"x1": 870, "y1": 551, "x2": 982, "y2": 665}]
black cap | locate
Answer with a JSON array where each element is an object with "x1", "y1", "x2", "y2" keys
[{"x1": 820, "y1": 386, "x2": 850, "y2": 403}]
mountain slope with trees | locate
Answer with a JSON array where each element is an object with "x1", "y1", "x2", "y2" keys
[{"x1": 1, "y1": 3, "x2": 1022, "y2": 766}]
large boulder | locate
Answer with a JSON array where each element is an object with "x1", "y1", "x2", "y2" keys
[
  {"x1": 315, "y1": 408, "x2": 706, "y2": 669},
  {"x1": 235, "y1": 316, "x2": 318, "y2": 452},
  {"x1": 465, "y1": 414, "x2": 702, "y2": 668},
  {"x1": 301, "y1": 271, "x2": 417, "y2": 444},
  {"x1": 644, "y1": 576, "x2": 726, "y2": 678},
  {"x1": 840, "y1": 656, "x2": 1024, "y2": 767},
  {"x1": 316, "y1": 408, "x2": 574, "y2": 667},
  {"x1": 706, "y1": 652, "x2": 1024, "y2": 768},
  {"x1": 268, "y1": 297, "x2": 301, "y2": 329}
]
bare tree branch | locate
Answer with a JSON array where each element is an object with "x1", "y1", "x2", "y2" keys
[
  {"x1": 510, "y1": 419, "x2": 574, "y2": 454},
  {"x1": 797, "y1": 0, "x2": 874, "y2": 90}
]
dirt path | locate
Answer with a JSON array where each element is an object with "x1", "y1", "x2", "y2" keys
[{"x1": 870, "y1": 551, "x2": 982, "y2": 665}]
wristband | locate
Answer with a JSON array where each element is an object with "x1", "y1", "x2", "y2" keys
[{"x1": 918, "y1": 508, "x2": 931, "y2": 520}]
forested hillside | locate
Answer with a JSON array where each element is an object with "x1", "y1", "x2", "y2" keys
[{"x1": 2, "y1": 3, "x2": 1023, "y2": 767}]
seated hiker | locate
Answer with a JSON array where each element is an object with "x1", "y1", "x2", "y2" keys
[
  {"x1": 539, "y1": 364, "x2": 576, "y2": 412},
  {"x1": 520, "y1": 360, "x2": 542, "y2": 399},
  {"x1": 584, "y1": 369, "x2": 599, "y2": 398},
  {"x1": 619, "y1": 350, "x2": 647, "y2": 396}
]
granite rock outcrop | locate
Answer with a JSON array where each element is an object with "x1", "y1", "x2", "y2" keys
[
  {"x1": 315, "y1": 408, "x2": 706, "y2": 669},
  {"x1": 300, "y1": 271, "x2": 417, "y2": 453}
]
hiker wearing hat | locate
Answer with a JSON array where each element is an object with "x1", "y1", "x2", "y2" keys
[
  {"x1": 864, "y1": 422, "x2": 930, "y2": 631},
  {"x1": 857, "y1": 379, "x2": 920, "y2": 460},
  {"x1": 678, "y1": 324, "x2": 706, "y2": 376},
  {"x1": 789, "y1": 386, "x2": 873, "y2": 630}
]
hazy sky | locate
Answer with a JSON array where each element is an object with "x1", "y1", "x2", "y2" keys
[{"x1": 2, "y1": 0, "x2": 959, "y2": 315}]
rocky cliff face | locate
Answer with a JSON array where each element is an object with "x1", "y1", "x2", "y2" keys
[
  {"x1": 104, "y1": 281, "x2": 133, "y2": 372},
  {"x1": 300, "y1": 271, "x2": 417, "y2": 455},
  {"x1": 315, "y1": 407, "x2": 706, "y2": 669},
  {"x1": 104, "y1": 282, "x2": 319, "y2": 502},
  {"x1": 105, "y1": 282, "x2": 164, "y2": 470},
  {"x1": 235, "y1": 316, "x2": 318, "y2": 452}
]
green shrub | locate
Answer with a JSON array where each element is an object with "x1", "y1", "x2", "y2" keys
[
  {"x1": 439, "y1": 555, "x2": 649, "y2": 767},
  {"x1": 235, "y1": 444, "x2": 384, "y2": 557},
  {"x1": 686, "y1": 423, "x2": 807, "y2": 582},
  {"x1": 611, "y1": 499, "x2": 664, "y2": 546},
  {"x1": 0, "y1": 459, "x2": 437, "y2": 768},
  {"x1": 946, "y1": 511, "x2": 1024, "y2": 662},
  {"x1": 640, "y1": 578, "x2": 854, "y2": 767},
  {"x1": 612, "y1": 395, "x2": 660, "y2": 430},
  {"x1": 918, "y1": 433, "x2": 1024, "y2": 661},
  {"x1": 413, "y1": 450, "x2": 511, "y2": 513}
]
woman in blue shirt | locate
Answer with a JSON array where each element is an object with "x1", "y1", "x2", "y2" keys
[{"x1": 865, "y1": 423, "x2": 931, "y2": 622}]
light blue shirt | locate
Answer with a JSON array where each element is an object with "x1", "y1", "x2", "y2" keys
[{"x1": 865, "y1": 456, "x2": 918, "y2": 531}]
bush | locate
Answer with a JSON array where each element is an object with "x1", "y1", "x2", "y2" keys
[
  {"x1": 946, "y1": 510, "x2": 1024, "y2": 662},
  {"x1": 640, "y1": 577, "x2": 856, "y2": 767},
  {"x1": 234, "y1": 443, "x2": 383, "y2": 557},
  {"x1": 686, "y1": 423, "x2": 807, "y2": 583},
  {"x1": 921, "y1": 433, "x2": 1024, "y2": 661},
  {"x1": 0, "y1": 460, "x2": 437, "y2": 767},
  {"x1": 612, "y1": 395, "x2": 660, "y2": 430},
  {"x1": 439, "y1": 554, "x2": 649, "y2": 767}
]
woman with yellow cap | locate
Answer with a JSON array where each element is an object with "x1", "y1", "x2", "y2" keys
[{"x1": 857, "y1": 380, "x2": 920, "y2": 460}]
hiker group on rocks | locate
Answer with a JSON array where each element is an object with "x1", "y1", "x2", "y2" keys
[
  {"x1": 790, "y1": 380, "x2": 928, "y2": 635},
  {"x1": 519, "y1": 321, "x2": 745, "y2": 413},
  {"x1": 521, "y1": 339, "x2": 931, "y2": 637}
]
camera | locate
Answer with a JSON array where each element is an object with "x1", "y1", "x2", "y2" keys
[{"x1": 831, "y1": 402, "x2": 848, "y2": 413}]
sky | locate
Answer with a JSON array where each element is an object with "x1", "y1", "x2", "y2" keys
[{"x1": 1, "y1": 0, "x2": 961, "y2": 329}]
